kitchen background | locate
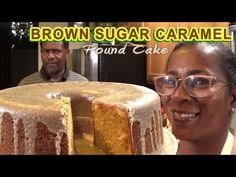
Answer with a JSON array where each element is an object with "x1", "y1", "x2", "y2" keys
[{"x1": 0, "y1": 22, "x2": 236, "y2": 131}]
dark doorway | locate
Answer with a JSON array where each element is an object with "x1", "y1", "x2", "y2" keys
[{"x1": 0, "y1": 22, "x2": 38, "y2": 89}]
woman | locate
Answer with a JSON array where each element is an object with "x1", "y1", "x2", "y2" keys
[{"x1": 154, "y1": 42, "x2": 236, "y2": 154}]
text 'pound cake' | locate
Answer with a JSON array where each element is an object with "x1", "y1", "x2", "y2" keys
[{"x1": 0, "y1": 81, "x2": 164, "y2": 154}]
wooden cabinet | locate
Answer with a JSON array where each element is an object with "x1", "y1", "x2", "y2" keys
[
  {"x1": 117, "y1": 22, "x2": 145, "y2": 28},
  {"x1": 146, "y1": 22, "x2": 178, "y2": 84},
  {"x1": 145, "y1": 22, "x2": 230, "y2": 84}
]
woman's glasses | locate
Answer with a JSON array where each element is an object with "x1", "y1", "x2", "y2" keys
[{"x1": 153, "y1": 75, "x2": 228, "y2": 98}]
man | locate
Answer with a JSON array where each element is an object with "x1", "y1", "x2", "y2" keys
[{"x1": 18, "y1": 41, "x2": 88, "y2": 86}]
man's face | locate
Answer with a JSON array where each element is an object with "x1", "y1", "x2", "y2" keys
[{"x1": 41, "y1": 42, "x2": 69, "y2": 76}]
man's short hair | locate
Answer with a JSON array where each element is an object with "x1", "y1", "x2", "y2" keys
[{"x1": 40, "y1": 41, "x2": 69, "y2": 49}]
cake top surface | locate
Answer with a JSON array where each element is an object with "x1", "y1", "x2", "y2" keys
[{"x1": 0, "y1": 81, "x2": 159, "y2": 109}]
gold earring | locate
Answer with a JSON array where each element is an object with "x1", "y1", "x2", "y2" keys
[{"x1": 232, "y1": 108, "x2": 235, "y2": 113}]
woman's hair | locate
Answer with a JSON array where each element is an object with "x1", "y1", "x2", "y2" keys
[{"x1": 167, "y1": 42, "x2": 236, "y2": 91}]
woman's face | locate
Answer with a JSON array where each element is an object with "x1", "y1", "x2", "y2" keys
[{"x1": 162, "y1": 45, "x2": 233, "y2": 141}]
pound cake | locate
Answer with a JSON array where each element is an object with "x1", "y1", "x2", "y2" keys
[{"x1": 0, "y1": 82, "x2": 163, "y2": 154}]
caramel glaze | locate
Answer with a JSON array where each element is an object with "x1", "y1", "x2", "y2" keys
[{"x1": 0, "y1": 81, "x2": 163, "y2": 154}]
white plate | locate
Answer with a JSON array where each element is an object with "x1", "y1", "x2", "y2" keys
[
  {"x1": 75, "y1": 128, "x2": 178, "y2": 155},
  {"x1": 162, "y1": 128, "x2": 178, "y2": 155}
]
